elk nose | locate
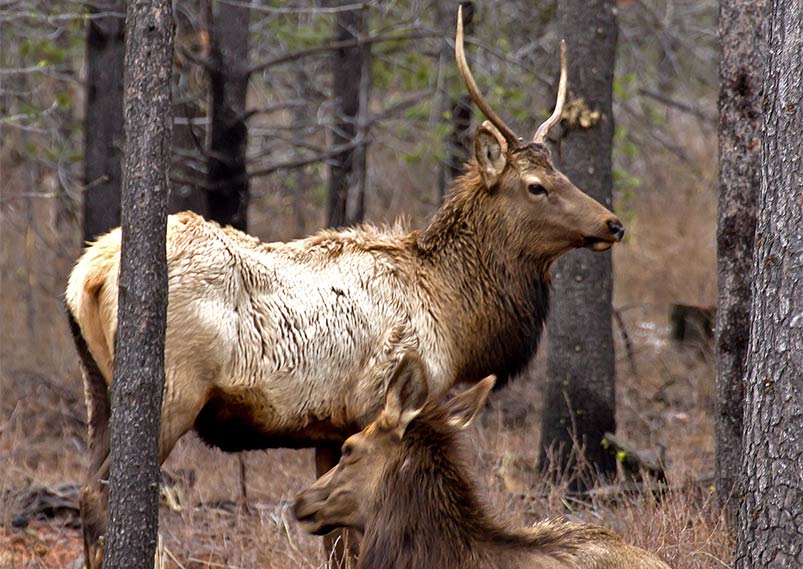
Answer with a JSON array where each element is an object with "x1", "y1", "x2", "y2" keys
[{"x1": 607, "y1": 219, "x2": 625, "y2": 241}]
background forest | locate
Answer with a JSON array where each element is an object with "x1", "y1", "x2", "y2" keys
[{"x1": 1, "y1": 1, "x2": 727, "y2": 567}]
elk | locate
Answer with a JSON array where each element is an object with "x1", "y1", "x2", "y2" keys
[
  {"x1": 66, "y1": 7, "x2": 623, "y2": 567},
  {"x1": 293, "y1": 353, "x2": 671, "y2": 569}
]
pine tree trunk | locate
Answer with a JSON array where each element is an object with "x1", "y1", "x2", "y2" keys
[
  {"x1": 735, "y1": 0, "x2": 803, "y2": 564},
  {"x1": 715, "y1": 0, "x2": 766, "y2": 524},
  {"x1": 103, "y1": 0, "x2": 173, "y2": 566},
  {"x1": 83, "y1": 0, "x2": 125, "y2": 242},
  {"x1": 540, "y1": 0, "x2": 618, "y2": 487},
  {"x1": 206, "y1": 0, "x2": 250, "y2": 230},
  {"x1": 327, "y1": 2, "x2": 369, "y2": 228}
]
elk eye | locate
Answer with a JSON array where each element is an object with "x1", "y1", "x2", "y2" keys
[
  {"x1": 528, "y1": 183, "x2": 548, "y2": 196},
  {"x1": 341, "y1": 444, "x2": 354, "y2": 458}
]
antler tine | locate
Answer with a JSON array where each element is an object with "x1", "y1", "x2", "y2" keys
[
  {"x1": 455, "y1": 5, "x2": 519, "y2": 145},
  {"x1": 532, "y1": 40, "x2": 568, "y2": 144}
]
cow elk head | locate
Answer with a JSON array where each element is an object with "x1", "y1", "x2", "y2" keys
[
  {"x1": 292, "y1": 352, "x2": 494, "y2": 535},
  {"x1": 456, "y1": 6, "x2": 624, "y2": 260}
]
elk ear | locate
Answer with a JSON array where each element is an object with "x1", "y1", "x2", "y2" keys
[
  {"x1": 475, "y1": 121, "x2": 508, "y2": 190},
  {"x1": 445, "y1": 375, "x2": 495, "y2": 430},
  {"x1": 382, "y1": 352, "x2": 429, "y2": 434}
]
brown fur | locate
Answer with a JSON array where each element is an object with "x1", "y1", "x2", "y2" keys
[{"x1": 293, "y1": 355, "x2": 670, "y2": 569}]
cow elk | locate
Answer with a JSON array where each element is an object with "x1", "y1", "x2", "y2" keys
[
  {"x1": 293, "y1": 353, "x2": 671, "y2": 569},
  {"x1": 66, "y1": 7, "x2": 623, "y2": 567}
]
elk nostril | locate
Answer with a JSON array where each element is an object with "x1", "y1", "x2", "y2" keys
[{"x1": 607, "y1": 220, "x2": 625, "y2": 240}]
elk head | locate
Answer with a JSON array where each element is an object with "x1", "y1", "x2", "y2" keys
[
  {"x1": 292, "y1": 352, "x2": 494, "y2": 535},
  {"x1": 456, "y1": 6, "x2": 624, "y2": 260}
]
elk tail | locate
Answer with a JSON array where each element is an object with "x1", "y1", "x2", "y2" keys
[{"x1": 65, "y1": 232, "x2": 121, "y2": 458}]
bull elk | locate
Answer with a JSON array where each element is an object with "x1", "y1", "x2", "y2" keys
[
  {"x1": 66, "y1": 7, "x2": 623, "y2": 566},
  {"x1": 293, "y1": 353, "x2": 671, "y2": 569}
]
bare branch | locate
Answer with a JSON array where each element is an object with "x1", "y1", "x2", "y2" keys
[
  {"x1": 218, "y1": 0, "x2": 369, "y2": 14},
  {"x1": 637, "y1": 87, "x2": 715, "y2": 126},
  {"x1": 247, "y1": 29, "x2": 439, "y2": 76},
  {"x1": 239, "y1": 100, "x2": 306, "y2": 123},
  {"x1": 248, "y1": 141, "x2": 362, "y2": 179}
]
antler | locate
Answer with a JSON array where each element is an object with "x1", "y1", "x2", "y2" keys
[
  {"x1": 455, "y1": 5, "x2": 519, "y2": 145},
  {"x1": 532, "y1": 40, "x2": 567, "y2": 144}
]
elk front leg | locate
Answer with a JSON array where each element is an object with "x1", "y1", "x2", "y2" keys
[{"x1": 315, "y1": 443, "x2": 359, "y2": 569}]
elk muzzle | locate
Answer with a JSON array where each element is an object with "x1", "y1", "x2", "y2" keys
[
  {"x1": 583, "y1": 216, "x2": 624, "y2": 251},
  {"x1": 292, "y1": 488, "x2": 334, "y2": 535}
]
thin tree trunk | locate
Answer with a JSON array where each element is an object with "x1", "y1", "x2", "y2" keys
[
  {"x1": 434, "y1": 1, "x2": 473, "y2": 203},
  {"x1": 206, "y1": 0, "x2": 250, "y2": 230},
  {"x1": 292, "y1": 69, "x2": 310, "y2": 237},
  {"x1": 327, "y1": 2, "x2": 369, "y2": 228},
  {"x1": 170, "y1": 101, "x2": 208, "y2": 215},
  {"x1": 83, "y1": 0, "x2": 125, "y2": 242},
  {"x1": 103, "y1": 0, "x2": 173, "y2": 566},
  {"x1": 540, "y1": 0, "x2": 618, "y2": 487},
  {"x1": 735, "y1": 0, "x2": 803, "y2": 564},
  {"x1": 715, "y1": 0, "x2": 766, "y2": 524},
  {"x1": 346, "y1": 39, "x2": 371, "y2": 226},
  {"x1": 54, "y1": 23, "x2": 77, "y2": 231}
]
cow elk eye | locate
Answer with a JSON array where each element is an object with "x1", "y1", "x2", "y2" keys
[
  {"x1": 528, "y1": 183, "x2": 548, "y2": 196},
  {"x1": 341, "y1": 444, "x2": 354, "y2": 458}
]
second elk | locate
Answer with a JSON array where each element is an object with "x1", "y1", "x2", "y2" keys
[{"x1": 293, "y1": 353, "x2": 672, "y2": 569}]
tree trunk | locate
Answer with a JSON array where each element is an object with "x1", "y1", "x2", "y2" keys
[
  {"x1": 83, "y1": 0, "x2": 125, "y2": 242},
  {"x1": 103, "y1": 0, "x2": 173, "y2": 566},
  {"x1": 170, "y1": 101, "x2": 208, "y2": 215},
  {"x1": 435, "y1": 1, "x2": 473, "y2": 203},
  {"x1": 715, "y1": 0, "x2": 766, "y2": 524},
  {"x1": 540, "y1": 0, "x2": 618, "y2": 488},
  {"x1": 735, "y1": 1, "x2": 803, "y2": 565},
  {"x1": 206, "y1": 0, "x2": 250, "y2": 230},
  {"x1": 327, "y1": 2, "x2": 370, "y2": 228}
]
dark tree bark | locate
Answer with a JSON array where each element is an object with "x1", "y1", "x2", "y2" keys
[
  {"x1": 170, "y1": 101, "x2": 208, "y2": 215},
  {"x1": 103, "y1": 0, "x2": 173, "y2": 566},
  {"x1": 540, "y1": 0, "x2": 618, "y2": 487},
  {"x1": 206, "y1": 0, "x2": 250, "y2": 230},
  {"x1": 83, "y1": 0, "x2": 125, "y2": 242},
  {"x1": 435, "y1": 1, "x2": 473, "y2": 203},
  {"x1": 327, "y1": 2, "x2": 370, "y2": 228},
  {"x1": 735, "y1": 1, "x2": 803, "y2": 565},
  {"x1": 715, "y1": 0, "x2": 766, "y2": 524}
]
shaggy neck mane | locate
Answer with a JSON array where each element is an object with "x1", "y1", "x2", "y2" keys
[
  {"x1": 416, "y1": 162, "x2": 551, "y2": 385},
  {"x1": 359, "y1": 406, "x2": 525, "y2": 569}
]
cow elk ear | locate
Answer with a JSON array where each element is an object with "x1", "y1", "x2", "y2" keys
[
  {"x1": 381, "y1": 352, "x2": 429, "y2": 434},
  {"x1": 475, "y1": 121, "x2": 508, "y2": 190},
  {"x1": 445, "y1": 375, "x2": 495, "y2": 429}
]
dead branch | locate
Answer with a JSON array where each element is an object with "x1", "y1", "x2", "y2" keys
[
  {"x1": 637, "y1": 87, "x2": 715, "y2": 126},
  {"x1": 246, "y1": 29, "x2": 439, "y2": 76}
]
